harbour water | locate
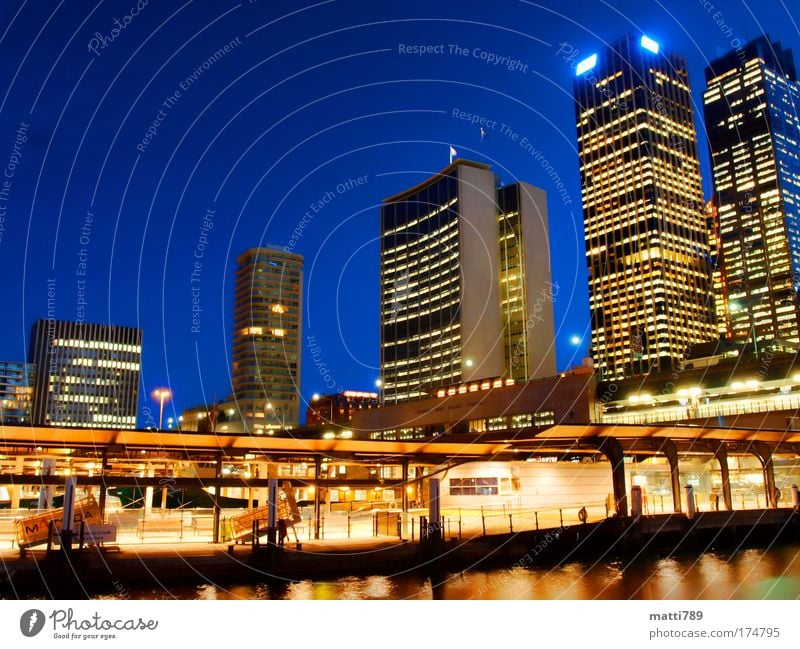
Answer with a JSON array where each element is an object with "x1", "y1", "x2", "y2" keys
[{"x1": 97, "y1": 542, "x2": 800, "y2": 600}]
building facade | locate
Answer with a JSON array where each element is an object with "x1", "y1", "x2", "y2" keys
[
  {"x1": 29, "y1": 320, "x2": 141, "y2": 428},
  {"x1": 574, "y1": 33, "x2": 716, "y2": 380},
  {"x1": 352, "y1": 368, "x2": 595, "y2": 439},
  {"x1": 703, "y1": 36, "x2": 800, "y2": 348},
  {"x1": 497, "y1": 182, "x2": 556, "y2": 383},
  {"x1": 0, "y1": 362, "x2": 35, "y2": 426},
  {"x1": 306, "y1": 390, "x2": 381, "y2": 427},
  {"x1": 596, "y1": 344, "x2": 800, "y2": 431},
  {"x1": 379, "y1": 160, "x2": 555, "y2": 404},
  {"x1": 231, "y1": 247, "x2": 303, "y2": 432}
]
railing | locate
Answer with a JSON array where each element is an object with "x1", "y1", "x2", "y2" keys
[{"x1": 4, "y1": 491, "x2": 794, "y2": 548}]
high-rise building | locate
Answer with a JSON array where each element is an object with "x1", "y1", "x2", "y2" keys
[
  {"x1": 574, "y1": 33, "x2": 716, "y2": 380},
  {"x1": 703, "y1": 36, "x2": 800, "y2": 348},
  {"x1": 379, "y1": 159, "x2": 555, "y2": 404},
  {"x1": 706, "y1": 198, "x2": 730, "y2": 339},
  {"x1": 0, "y1": 361, "x2": 35, "y2": 425},
  {"x1": 29, "y1": 320, "x2": 142, "y2": 428},
  {"x1": 231, "y1": 247, "x2": 303, "y2": 432}
]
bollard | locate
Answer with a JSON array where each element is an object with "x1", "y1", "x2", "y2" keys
[
  {"x1": 481, "y1": 507, "x2": 486, "y2": 537},
  {"x1": 508, "y1": 513, "x2": 513, "y2": 533},
  {"x1": 791, "y1": 484, "x2": 799, "y2": 509},
  {"x1": 685, "y1": 485, "x2": 696, "y2": 519},
  {"x1": 535, "y1": 511, "x2": 539, "y2": 530}
]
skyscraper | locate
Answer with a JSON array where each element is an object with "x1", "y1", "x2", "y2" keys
[
  {"x1": 574, "y1": 33, "x2": 716, "y2": 380},
  {"x1": 29, "y1": 320, "x2": 142, "y2": 428},
  {"x1": 380, "y1": 159, "x2": 554, "y2": 404},
  {"x1": 232, "y1": 247, "x2": 303, "y2": 432},
  {"x1": 703, "y1": 36, "x2": 800, "y2": 348}
]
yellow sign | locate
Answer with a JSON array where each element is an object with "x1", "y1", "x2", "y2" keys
[{"x1": 15, "y1": 495, "x2": 102, "y2": 548}]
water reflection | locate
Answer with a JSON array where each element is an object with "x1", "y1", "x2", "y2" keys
[{"x1": 104, "y1": 543, "x2": 800, "y2": 600}]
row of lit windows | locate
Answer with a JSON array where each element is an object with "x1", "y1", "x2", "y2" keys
[
  {"x1": 69, "y1": 358, "x2": 140, "y2": 370},
  {"x1": 382, "y1": 217, "x2": 459, "y2": 261},
  {"x1": 54, "y1": 339, "x2": 141, "y2": 353},
  {"x1": 383, "y1": 197, "x2": 459, "y2": 236}
]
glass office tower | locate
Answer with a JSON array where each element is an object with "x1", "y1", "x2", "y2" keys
[
  {"x1": 704, "y1": 36, "x2": 800, "y2": 348},
  {"x1": 29, "y1": 320, "x2": 142, "y2": 428},
  {"x1": 574, "y1": 33, "x2": 715, "y2": 379},
  {"x1": 380, "y1": 160, "x2": 554, "y2": 404}
]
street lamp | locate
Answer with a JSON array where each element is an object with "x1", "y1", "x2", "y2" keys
[
  {"x1": 266, "y1": 401, "x2": 286, "y2": 429},
  {"x1": 151, "y1": 388, "x2": 172, "y2": 430},
  {"x1": 730, "y1": 302, "x2": 759, "y2": 360}
]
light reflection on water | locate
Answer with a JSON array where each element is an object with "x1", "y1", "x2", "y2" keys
[{"x1": 100, "y1": 544, "x2": 800, "y2": 600}]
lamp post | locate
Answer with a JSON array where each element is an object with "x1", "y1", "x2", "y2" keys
[
  {"x1": 266, "y1": 401, "x2": 286, "y2": 429},
  {"x1": 151, "y1": 388, "x2": 172, "y2": 430},
  {"x1": 311, "y1": 393, "x2": 335, "y2": 424}
]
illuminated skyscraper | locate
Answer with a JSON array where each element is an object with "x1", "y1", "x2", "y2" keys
[
  {"x1": 29, "y1": 320, "x2": 142, "y2": 428},
  {"x1": 574, "y1": 33, "x2": 715, "y2": 380},
  {"x1": 703, "y1": 37, "x2": 800, "y2": 348},
  {"x1": 380, "y1": 160, "x2": 554, "y2": 404},
  {"x1": 232, "y1": 247, "x2": 303, "y2": 432}
]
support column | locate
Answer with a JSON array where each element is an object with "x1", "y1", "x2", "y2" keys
[
  {"x1": 10, "y1": 455, "x2": 24, "y2": 508},
  {"x1": 257, "y1": 462, "x2": 268, "y2": 509},
  {"x1": 314, "y1": 457, "x2": 321, "y2": 540},
  {"x1": 708, "y1": 441, "x2": 732, "y2": 511},
  {"x1": 592, "y1": 437, "x2": 627, "y2": 517},
  {"x1": 659, "y1": 439, "x2": 682, "y2": 513},
  {"x1": 401, "y1": 460, "x2": 409, "y2": 513},
  {"x1": 98, "y1": 450, "x2": 108, "y2": 521},
  {"x1": 751, "y1": 442, "x2": 777, "y2": 508},
  {"x1": 38, "y1": 458, "x2": 55, "y2": 509},
  {"x1": 212, "y1": 454, "x2": 222, "y2": 543},
  {"x1": 144, "y1": 464, "x2": 154, "y2": 516}
]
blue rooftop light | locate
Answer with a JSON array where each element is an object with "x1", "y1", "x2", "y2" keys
[
  {"x1": 640, "y1": 34, "x2": 659, "y2": 54},
  {"x1": 576, "y1": 53, "x2": 597, "y2": 76}
]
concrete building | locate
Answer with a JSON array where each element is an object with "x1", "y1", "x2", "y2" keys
[
  {"x1": 29, "y1": 320, "x2": 142, "y2": 429},
  {"x1": 703, "y1": 36, "x2": 800, "y2": 349},
  {"x1": 0, "y1": 361, "x2": 35, "y2": 426},
  {"x1": 596, "y1": 342, "x2": 800, "y2": 430},
  {"x1": 380, "y1": 159, "x2": 555, "y2": 404},
  {"x1": 352, "y1": 367, "x2": 596, "y2": 438},
  {"x1": 231, "y1": 247, "x2": 303, "y2": 432},
  {"x1": 574, "y1": 33, "x2": 716, "y2": 379},
  {"x1": 306, "y1": 390, "x2": 381, "y2": 427}
]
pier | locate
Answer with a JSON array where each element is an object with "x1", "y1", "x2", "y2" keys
[{"x1": 1, "y1": 422, "x2": 799, "y2": 596}]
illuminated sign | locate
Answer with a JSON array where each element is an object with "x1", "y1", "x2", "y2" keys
[
  {"x1": 576, "y1": 54, "x2": 597, "y2": 75},
  {"x1": 641, "y1": 35, "x2": 659, "y2": 54}
]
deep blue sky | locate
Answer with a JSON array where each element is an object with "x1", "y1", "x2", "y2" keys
[{"x1": 0, "y1": 0, "x2": 797, "y2": 425}]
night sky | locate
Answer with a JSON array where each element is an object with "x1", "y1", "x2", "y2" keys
[{"x1": 0, "y1": 0, "x2": 797, "y2": 425}]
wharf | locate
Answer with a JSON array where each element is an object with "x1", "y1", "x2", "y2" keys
[{"x1": 1, "y1": 508, "x2": 798, "y2": 598}]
